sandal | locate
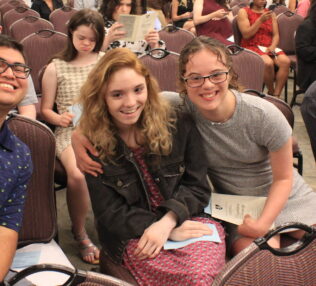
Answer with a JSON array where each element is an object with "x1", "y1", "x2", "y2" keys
[{"x1": 73, "y1": 230, "x2": 100, "y2": 265}]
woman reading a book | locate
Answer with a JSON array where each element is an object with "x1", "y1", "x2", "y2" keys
[
  {"x1": 76, "y1": 48, "x2": 226, "y2": 285},
  {"x1": 99, "y1": 0, "x2": 165, "y2": 55},
  {"x1": 237, "y1": 0, "x2": 290, "y2": 97},
  {"x1": 72, "y1": 37, "x2": 316, "y2": 258}
]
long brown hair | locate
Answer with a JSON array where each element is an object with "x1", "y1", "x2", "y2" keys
[
  {"x1": 178, "y1": 36, "x2": 242, "y2": 94},
  {"x1": 99, "y1": 0, "x2": 137, "y2": 21},
  {"x1": 54, "y1": 9, "x2": 105, "y2": 62},
  {"x1": 78, "y1": 48, "x2": 175, "y2": 161}
]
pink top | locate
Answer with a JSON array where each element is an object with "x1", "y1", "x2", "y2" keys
[{"x1": 296, "y1": 0, "x2": 310, "y2": 18}]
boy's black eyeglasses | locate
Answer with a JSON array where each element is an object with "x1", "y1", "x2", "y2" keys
[
  {"x1": 183, "y1": 71, "x2": 229, "y2": 88},
  {"x1": 0, "y1": 59, "x2": 31, "y2": 79}
]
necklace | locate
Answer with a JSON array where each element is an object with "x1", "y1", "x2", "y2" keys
[{"x1": 208, "y1": 117, "x2": 230, "y2": 126}]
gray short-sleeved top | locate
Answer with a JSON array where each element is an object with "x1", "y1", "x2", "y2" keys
[
  {"x1": 185, "y1": 90, "x2": 316, "y2": 227},
  {"x1": 185, "y1": 90, "x2": 292, "y2": 196}
]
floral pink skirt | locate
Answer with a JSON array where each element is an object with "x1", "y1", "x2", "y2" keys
[{"x1": 123, "y1": 217, "x2": 226, "y2": 286}]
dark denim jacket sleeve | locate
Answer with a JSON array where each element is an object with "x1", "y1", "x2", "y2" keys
[
  {"x1": 156, "y1": 113, "x2": 211, "y2": 225},
  {"x1": 86, "y1": 170, "x2": 158, "y2": 240}
]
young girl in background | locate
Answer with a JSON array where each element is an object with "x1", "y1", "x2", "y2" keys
[
  {"x1": 77, "y1": 48, "x2": 226, "y2": 285},
  {"x1": 41, "y1": 9, "x2": 105, "y2": 264}
]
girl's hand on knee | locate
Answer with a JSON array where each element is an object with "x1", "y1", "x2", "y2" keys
[
  {"x1": 134, "y1": 211, "x2": 177, "y2": 260},
  {"x1": 134, "y1": 221, "x2": 171, "y2": 260},
  {"x1": 169, "y1": 220, "x2": 212, "y2": 241}
]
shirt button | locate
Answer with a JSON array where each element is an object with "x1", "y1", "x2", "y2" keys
[{"x1": 117, "y1": 180, "x2": 123, "y2": 187}]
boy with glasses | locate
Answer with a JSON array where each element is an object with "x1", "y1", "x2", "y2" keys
[{"x1": 0, "y1": 35, "x2": 33, "y2": 283}]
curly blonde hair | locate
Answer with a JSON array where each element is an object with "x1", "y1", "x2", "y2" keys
[{"x1": 77, "y1": 48, "x2": 175, "y2": 161}]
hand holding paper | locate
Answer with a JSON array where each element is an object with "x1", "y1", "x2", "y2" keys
[{"x1": 238, "y1": 214, "x2": 272, "y2": 238}]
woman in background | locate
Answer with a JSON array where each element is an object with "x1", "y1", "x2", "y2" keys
[
  {"x1": 237, "y1": 0, "x2": 290, "y2": 97},
  {"x1": 193, "y1": 0, "x2": 233, "y2": 44},
  {"x1": 41, "y1": 9, "x2": 104, "y2": 264},
  {"x1": 171, "y1": 0, "x2": 196, "y2": 33},
  {"x1": 31, "y1": 0, "x2": 63, "y2": 20},
  {"x1": 99, "y1": 0, "x2": 165, "y2": 55}
]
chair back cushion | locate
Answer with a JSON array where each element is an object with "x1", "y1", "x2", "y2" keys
[
  {"x1": 7, "y1": 115, "x2": 57, "y2": 246},
  {"x1": 277, "y1": 12, "x2": 304, "y2": 54},
  {"x1": 229, "y1": 46, "x2": 265, "y2": 92},
  {"x1": 212, "y1": 223, "x2": 316, "y2": 286},
  {"x1": 10, "y1": 16, "x2": 54, "y2": 42},
  {"x1": 139, "y1": 50, "x2": 180, "y2": 92},
  {"x1": 2, "y1": 6, "x2": 39, "y2": 35},
  {"x1": 158, "y1": 25, "x2": 195, "y2": 54},
  {"x1": 21, "y1": 29, "x2": 68, "y2": 94},
  {"x1": 49, "y1": 6, "x2": 77, "y2": 34}
]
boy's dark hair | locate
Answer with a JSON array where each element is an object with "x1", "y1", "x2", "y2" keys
[{"x1": 0, "y1": 34, "x2": 25, "y2": 60}]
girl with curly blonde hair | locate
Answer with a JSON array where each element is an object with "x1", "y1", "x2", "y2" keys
[
  {"x1": 78, "y1": 48, "x2": 174, "y2": 160},
  {"x1": 76, "y1": 48, "x2": 226, "y2": 285}
]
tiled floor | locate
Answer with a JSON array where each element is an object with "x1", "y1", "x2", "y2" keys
[{"x1": 56, "y1": 87, "x2": 316, "y2": 272}]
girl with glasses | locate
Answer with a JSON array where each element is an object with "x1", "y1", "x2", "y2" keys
[
  {"x1": 41, "y1": 9, "x2": 105, "y2": 265},
  {"x1": 76, "y1": 47, "x2": 226, "y2": 285},
  {"x1": 179, "y1": 36, "x2": 316, "y2": 255}
]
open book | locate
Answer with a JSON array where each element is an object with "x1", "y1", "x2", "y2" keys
[
  {"x1": 118, "y1": 12, "x2": 157, "y2": 42},
  {"x1": 210, "y1": 193, "x2": 268, "y2": 226}
]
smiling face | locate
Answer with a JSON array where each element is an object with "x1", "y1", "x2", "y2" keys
[
  {"x1": 0, "y1": 46, "x2": 28, "y2": 112},
  {"x1": 112, "y1": 0, "x2": 132, "y2": 21},
  {"x1": 104, "y1": 67, "x2": 148, "y2": 132},
  {"x1": 184, "y1": 48, "x2": 233, "y2": 120},
  {"x1": 72, "y1": 25, "x2": 96, "y2": 54}
]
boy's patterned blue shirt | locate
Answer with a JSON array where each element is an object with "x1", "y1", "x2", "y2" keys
[{"x1": 0, "y1": 120, "x2": 32, "y2": 232}]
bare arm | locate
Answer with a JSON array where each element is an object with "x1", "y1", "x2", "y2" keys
[
  {"x1": 101, "y1": 22, "x2": 126, "y2": 51},
  {"x1": 238, "y1": 137, "x2": 293, "y2": 238},
  {"x1": 237, "y1": 8, "x2": 272, "y2": 39},
  {"x1": 288, "y1": 0, "x2": 296, "y2": 12},
  {"x1": 71, "y1": 129, "x2": 103, "y2": 176},
  {"x1": 171, "y1": 0, "x2": 192, "y2": 22},
  {"x1": 18, "y1": 104, "x2": 37, "y2": 120},
  {"x1": 267, "y1": 14, "x2": 279, "y2": 52},
  {"x1": 135, "y1": 211, "x2": 177, "y2": 260},
  {"x1": 41, "y1": 62, "x2": 74, "y2": 127},
  {"x1": 0, "y1": 227, "x2": 18, "y2": 281},
  {"x1": 193, "y1": 0, "x2": 229, "y2": 25}
]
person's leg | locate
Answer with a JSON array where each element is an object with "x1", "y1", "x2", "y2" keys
[
  {"x1": 301, "y1": 81, "x2": 316, "y2": 162},
  {"x1": 60, "y1": 145, "x2": 99, "y2": 264},
  {"x1": 261, "y1": 55, "x2": 275, "y2": 95},
  {"x1": 273, "y1": 54, "x2": 290, "y2": 97}
]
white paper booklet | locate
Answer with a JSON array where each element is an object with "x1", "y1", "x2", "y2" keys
[
  {"x1": 118, "y1": 12, "x2": 157, "y2": 42},
  {"x1": 211, "y1": 193, "x2": 268, "y2": 225},
  {"x1": 258, "y1": 45, "x2": 283, "y2": 54}
]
